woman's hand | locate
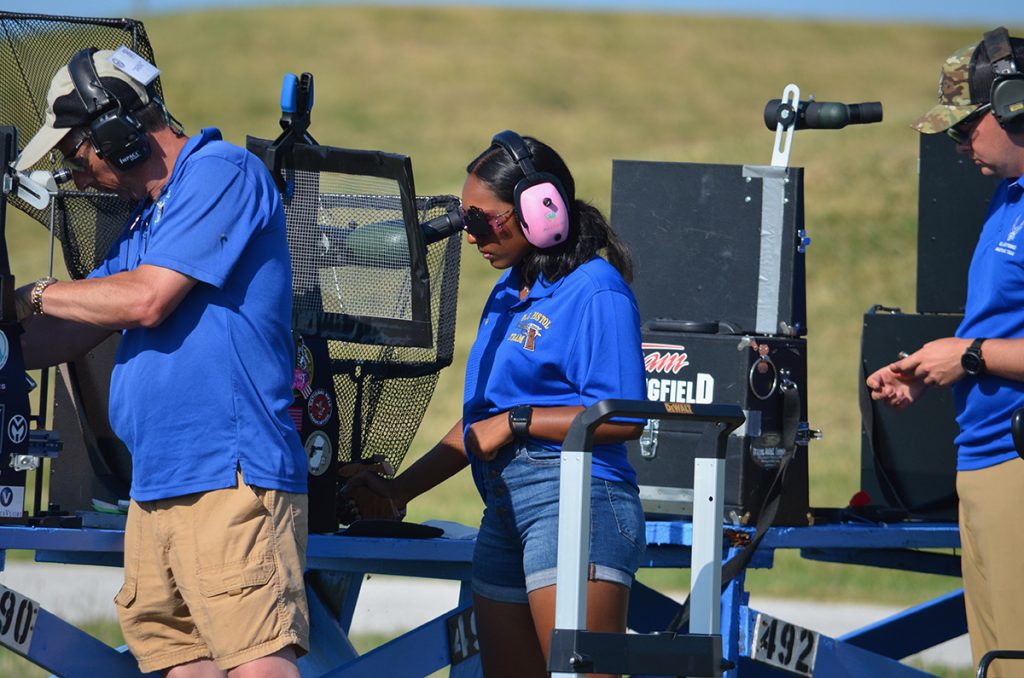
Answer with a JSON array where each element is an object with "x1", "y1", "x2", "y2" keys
[
  {"x1": 465, "y1": 412, "x2": 515, "y2": 461},
  {"x1": 337, "y1": 469, "x2": 408, "y2": 524}
]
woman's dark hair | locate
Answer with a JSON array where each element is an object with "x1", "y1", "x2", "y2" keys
[{"x1": 467, "y1": 135, "x2": 633, "y2": 286}]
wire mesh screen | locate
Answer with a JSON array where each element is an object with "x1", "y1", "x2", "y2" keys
[
  {"x1": 290, "y1": 170, "x2": 415, "y2": 322},
  {"x1": 0, "y1": 12, "x2": 162, "y2": 279},
  {"x1": 331, "y1": 194, "x2": 461, "y2": 469},
  {"x1": 247, "y1": 136, "x2": 461, "y2": 472}
]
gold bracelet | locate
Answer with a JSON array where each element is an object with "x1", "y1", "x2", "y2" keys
[{"x1": 31, "y1": 277, "x2": 58, "y2": 316}]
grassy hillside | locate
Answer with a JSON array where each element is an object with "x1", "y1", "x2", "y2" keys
[{"x1": 7, "y1": 6, "x2": 1018, "y2": 606}]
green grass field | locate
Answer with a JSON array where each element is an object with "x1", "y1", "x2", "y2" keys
[{"x1": 8, "y1": 6, "x2": 1020, "y2": 612}]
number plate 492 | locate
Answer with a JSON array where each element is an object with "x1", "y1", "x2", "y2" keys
[{"x1": 751, "y1": 611, "x2": 818, "y2": 677}]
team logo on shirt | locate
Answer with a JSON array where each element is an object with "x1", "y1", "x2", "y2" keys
[
  {"x1": 996, "y1": 214, "x2": 1024, "y2": 256},
  {"x1": 154, "y1": 191, "x2": 170, "y2": 223},
  {"x1": 1008, "y1": 215, "x2": 1024, "y2": 242},
  {"x1": 508, "y1": 311, "x2": 551, "y2": 351}
]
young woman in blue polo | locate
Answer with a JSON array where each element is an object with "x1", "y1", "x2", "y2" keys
[{"x1": 346, "y1": 132, "x2": 646, "y2": 678}]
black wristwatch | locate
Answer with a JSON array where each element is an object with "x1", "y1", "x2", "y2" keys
[
  {"x1": 508, "y1": 405, "x2": 533, "y2": 438},
  {"x1": 961, "y1": 338, "x2": 987, "y2": 376}
]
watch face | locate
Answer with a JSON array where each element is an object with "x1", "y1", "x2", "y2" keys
[{"x1": 962, "y1": 352, "x2": 983, "y2": 375}]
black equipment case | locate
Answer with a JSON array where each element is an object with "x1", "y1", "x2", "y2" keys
[
  {"x1": 612, "y1": 159, "x2": 812, "y2": 526},
  {"x1": 859, "y1": 308, "x2": 962, "y2": 522},
  {"x1": 628, "y1": 321, "x2": 810, "y2": 525}
]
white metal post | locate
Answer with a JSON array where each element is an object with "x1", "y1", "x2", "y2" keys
[
  {"x1": 689, "y1": 456, "x2": 726, "y2": 635},
  {"x1": 552, "y1": 448, "x2": 592, "y2": 678}
]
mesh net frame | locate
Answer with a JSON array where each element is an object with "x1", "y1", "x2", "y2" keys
[
  {"x1": 247, "y1": 136, "x2": 462, "y2": 471},
  {"x1": 0, "y1": 11, "x2": 163, "y2": 280}
]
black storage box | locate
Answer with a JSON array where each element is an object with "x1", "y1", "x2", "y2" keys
[
  {"x1": 628, "y1": 322, "x2": 810, "y2": 525},
  {"x1": 859, "y1": 308, "x2": 962, "y2": 522},
  {"x1": 916, "y1": 134, "x2": 997, "y2": 314},
  {"x1": 612, "y1": 160, "x2": 807, "y2": 337}
]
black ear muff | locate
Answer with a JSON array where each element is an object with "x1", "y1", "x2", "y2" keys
[
  {"x1": 983, "y1": 27, "x2": 1024, "y2": 133},
  {"x1": 68, "y1": 47, "x2": 151, "y2": 171},
  {"x1": 490, "y1": 130, "x2": 570, "y2": 249}
]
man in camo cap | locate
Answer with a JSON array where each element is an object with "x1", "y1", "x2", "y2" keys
[{"x1": 867, "y1": 27, "x2": 1024, "y2": 675}]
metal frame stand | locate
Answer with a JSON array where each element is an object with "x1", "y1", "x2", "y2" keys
[
  {"x1": 0, "y1": 516, "x2": 966, "y2": 676},
  {"x1": 549, "y1": 399, "x2": 744, "y2": 677}
]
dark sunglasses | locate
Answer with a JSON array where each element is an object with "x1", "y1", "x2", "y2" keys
[
  {"x1": 61, "y1": 131, "x2": 91, "y2": 172},
  {"x1": 947, "y1": 104, "x2": 991, "y2": 145},
  {"x1": 460, "y1": 205, "x2": 515, "y2": 239}
]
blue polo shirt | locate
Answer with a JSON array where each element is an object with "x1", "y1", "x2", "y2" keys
[
  {"x1": 463, "y1": 256, "x2": 646, "y2": 494},
  {"x1": 954, "y1": 176, "x2": 1024, "y2": 471},
  {"x1": 89, "y1": 128, "x2": 306, "y2": 500}
]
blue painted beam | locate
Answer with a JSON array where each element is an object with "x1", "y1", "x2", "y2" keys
[
  {"x1": 299, "y1": 577, "x2": 359, "y2": 676},
  {"x1": 305, "y1": 556, "x2": 472, "y2": 580},
  {"x1": 839, "y1": 589, "x2": 966, "y2": 659},
  {"x1": 800, "y1": 547, "x2": 961, "y2": 577},
  {"x1": 645, "y1": 521, "x2": 961, "y2": 551},
  {"x1": 22, "y1": 605, "x2": 157, "y2": 677},
  {"x1": 0, "y1": 526, "x2": 125, "y2": 553},
  {"x1": 319, "y1": 603, "x2": 480, "y2": 677},
  {"x1": 628, "y1": 581, "x2": 682, "y2": 633},
  {"x1": 308, "y1": 533, "x2": 475, "y2": 564},
  {"x1": 35, "y1": 550, "x2": 124, "y2": 567}
]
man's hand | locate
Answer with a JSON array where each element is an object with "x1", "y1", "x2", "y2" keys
[
  {"x1": 890, "y1": 337, "x2": 971, "y2": 387},
  {"x1": 866, "y1": 364, "x2": 928, "y2": 410},
  {"x1": 464, "y1": 412, "x2": 515, "y2": 461}
]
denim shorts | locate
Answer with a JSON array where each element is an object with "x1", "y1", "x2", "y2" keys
[{"x1": 471, "y1": 442, "x2": 646, "y2": 604}]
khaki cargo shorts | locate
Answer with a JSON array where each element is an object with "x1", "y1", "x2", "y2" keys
[{"x1": 115, "y1": 472, "x2": 309, "y2": 673}]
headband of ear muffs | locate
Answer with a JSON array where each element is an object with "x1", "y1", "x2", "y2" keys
[
  {"x1": 490, "y1": 130, "x2": 570, "y2": 249},
  {"x1": 68, "y1": 47, "x2": 151, "y2": 171},
  {"x1": 983, "y1": 27, "x2": 1024, "y2": 133}
]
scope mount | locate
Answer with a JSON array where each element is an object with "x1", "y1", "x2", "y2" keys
[{"x1": 771, "y1": 83, "x2": 801, "y2": 168}]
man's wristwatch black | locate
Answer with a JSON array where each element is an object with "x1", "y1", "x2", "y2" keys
[
  {"x1": 961, "y1": 338, "x2": 987, "y2": 376},
  {"x1": 508, "y1": 405, "x2": 533, "y2": 438}
]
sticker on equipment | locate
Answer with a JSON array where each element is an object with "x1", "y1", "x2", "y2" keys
[
  {"x1": 6, "y1": 415, "x2": 26, "y2": 445},
  {"x1": 0, "y1": 584, "x2": 39, "y2": 654},
  {"x1": 304, "y1": 431, "x2": 332, "y2": 476},
  {"x1": 751, "y1": 611, "x2": 817, "y2": 676},
  {"x1": 108, "y1": 45, "x2": 160, "y2": 85}
]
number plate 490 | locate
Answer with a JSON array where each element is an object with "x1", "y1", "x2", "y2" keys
[
  {"x1": 751, "y1": 611, "x2": 818, "y2": 676},
  {"x1": 0, "y1": 584, "x2": 38, "y2": 655}
]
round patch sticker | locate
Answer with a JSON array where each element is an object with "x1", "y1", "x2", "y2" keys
[
  {"x1": 304, "y1": 431, "x2": 333, "y2": 477},
  {"x1": 7, "y1": 415, "x2": 27, "y2": 445},
  {"x1": 307, "y1": 389, "x2": 333, "y2": 426},
  {"x1": 0, "y1": 331, "x2": 8, "y2": 372}
]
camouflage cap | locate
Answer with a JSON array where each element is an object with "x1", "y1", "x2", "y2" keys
[{"x1": 911, "y1": 44, "x2": 984, "y2": 134}]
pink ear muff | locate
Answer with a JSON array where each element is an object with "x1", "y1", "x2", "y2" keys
[
  {"x1": 490, "y1": 130, "x2": 572, "y2": 250},
  {"x1": 517, "y1": 181, "x2": 569, "y2": 248}
]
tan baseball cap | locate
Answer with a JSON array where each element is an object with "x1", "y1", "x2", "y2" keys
[{"x1": 16, "y1": 49, "x2": 151, "y2": 171}]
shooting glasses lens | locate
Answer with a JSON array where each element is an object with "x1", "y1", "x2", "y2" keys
[
  {"x1": 61, "y1": 131, "x2": 91, "y2": 173},
  {"x1": 947, "y1": 104, "x2": 991, "y2": 145},
  {"x1": 461, "y1": 205, "x2": 515, "y2": 239}
]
